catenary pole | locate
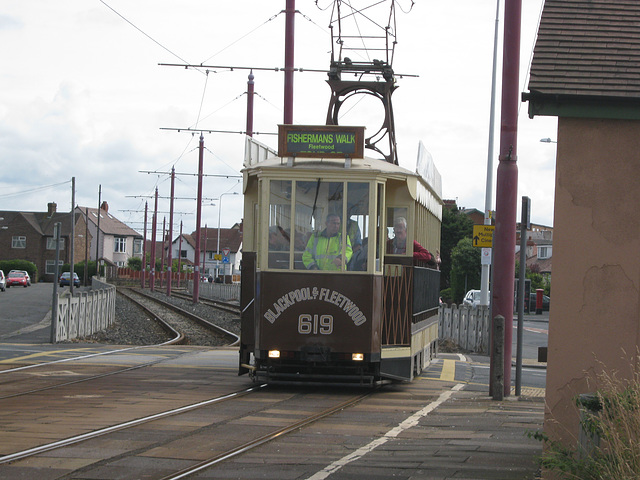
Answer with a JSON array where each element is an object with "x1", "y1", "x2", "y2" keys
[
  {"x1": 167, "y1": 167, "x2": 175, "y2": 296},
  {"x1": 142, "y1": 201, "x2": 148, "y2": 288},
  {"x1": 246, "y1": 71, "x2": 255, "y2": 137},
  {"x1": 491, "y1": 0, "x2": 522, "y2": 397},
  {"x1": 284, "y1": 0, "x2": 295, "y2": 124},
  {"x1": 150, "y1": 188, "x2": 158, "y2": 292},
  {"x1": 70, "y1": 177, "x2": 76, "y2": 295},
  {"x1": 193, "y1": 134, "x2": 204, "y2": 303}
]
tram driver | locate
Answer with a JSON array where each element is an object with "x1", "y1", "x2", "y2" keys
[{"x1": 302, "y1": 213, "x2": 353, "y2": 270}]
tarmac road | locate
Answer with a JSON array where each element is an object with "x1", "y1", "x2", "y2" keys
[{"x1": 0, "y1": 282, "x2": 58, "y2": 343}]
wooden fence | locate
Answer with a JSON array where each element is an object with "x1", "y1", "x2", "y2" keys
[
  {"x1": 438, "y1": 304, "x2": 491, "y2": 354},
  {"x1": 54, "y1": 277, "x2": 116, "y2": 342}
]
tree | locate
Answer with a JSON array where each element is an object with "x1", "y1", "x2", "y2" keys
[
  {"x1": 440, "y1": 205, "x2": 474, "y2": 291},
  {"x1": 450, "y1": 237, "x2": 481, "y2": 304}
]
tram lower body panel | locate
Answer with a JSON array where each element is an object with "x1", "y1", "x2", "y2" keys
[{"x1": 239, "y1": 261, "x2": 440, "y2": 385}]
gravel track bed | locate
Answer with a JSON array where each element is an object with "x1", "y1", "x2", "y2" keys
[{"x1": 70, "y1": 289, "x2": 240, "y2": 346}]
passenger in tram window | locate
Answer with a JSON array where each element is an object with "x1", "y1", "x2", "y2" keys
[
  {"x1": 347, "y1": 218, "x2": 362, "y2": 252},
  {"x1": 386, "y1": 216, "x2": 437, "y2": 267},
  {"x1": 348, "y1": 237, "x2": 368, "y2": 271},
  {"x1": 302, "y1": 213, "x2": 353, "y2": 270}
]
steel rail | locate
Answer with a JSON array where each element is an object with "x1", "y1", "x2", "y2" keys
[
  {"x1": 160, "y1": 391, "x2": 373, "y2": 480},
  {"x1": 0, "y1": 385, "x2": 267, "y2": 465}
]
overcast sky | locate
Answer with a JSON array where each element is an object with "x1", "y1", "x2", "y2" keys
[{"x1": 0, "y1": 0, "x2": 557, "y2": 238}]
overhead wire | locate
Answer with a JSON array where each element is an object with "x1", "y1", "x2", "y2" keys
[{"x1": 0, "y1": 180, "x2": 71, "y2": 199}]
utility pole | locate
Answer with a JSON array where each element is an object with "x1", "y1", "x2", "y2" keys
[
  {"x1": 177, "y1": 221, "x2": 183, "y2": 289},
  {"x1": 491, "y1": 0, "x2": 522, "y2": 398},
  {"x1": 246, "y1": 71, "x2": 255, "y2": 136},
  {"x1": 84, "y1": 208, "x2": 89, "y2": 286}
]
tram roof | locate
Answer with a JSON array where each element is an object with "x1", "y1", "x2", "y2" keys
[{"x1": 243, "y1": 154, "x2": 443, "y2": 218}]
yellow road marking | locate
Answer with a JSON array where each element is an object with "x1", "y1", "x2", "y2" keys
[
  {"x1": 0, "y1": 348, "x2": 96, "y2": 364},
  {"x1": 440, "y1": 359, "x2": 456, "y2": 381}
]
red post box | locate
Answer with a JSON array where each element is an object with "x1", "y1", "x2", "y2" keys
[{"x1": 536, "y1": 288, "x2": 544, "y2": 314}]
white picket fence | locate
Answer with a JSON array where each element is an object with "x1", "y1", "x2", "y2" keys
[
  {"x1": 438, "y1": 304, "x2": 491, "y2": 354},
  {"x1": 186, "y1": 280, "x2": 240, "y2": 303},
  {"x1": 54, "y1": 277, "x2": 116, "y2": 342}
]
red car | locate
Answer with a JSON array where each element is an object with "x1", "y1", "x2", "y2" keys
[{"x1": 6, "y1": 271, "x2": 28, "y2": 288}]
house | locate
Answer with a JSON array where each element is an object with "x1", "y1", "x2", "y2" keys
[
  {"x1": 167, "y1": 223, "x2": 243, "y2": 278},
  {"x1": 76, "y1": 202, "x2": 143, "y2": 268},
  {"x1": 515, "y1": 224, "x2": 553, "y2": 276},
  {"x1": 523, "y1": 0, "x2": 640, "y2": 448},
  {"x1": 0, "y1": 202, "x2": 90, "y2": 282}
]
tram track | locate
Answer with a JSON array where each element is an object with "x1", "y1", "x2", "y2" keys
[
  {"x1": 118, "y1": 288, "x2": 239, "y2": 346},
  {"x1": 0, "y1": 383, "x2": 373, "y2": 479}
]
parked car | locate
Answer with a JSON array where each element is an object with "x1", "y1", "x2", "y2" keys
[
  {"x1": 59, "y1": 272, "x2": 80, "y2": 287},
  {"x1": 0, "y1": 270, "x2": 5, "y2": 292},
  {"x1": 6, "y1": 271, "x2": 28, "y2": 288},
  {"x1": 463, "y1": 289, "x2": 489, "y2": 307},
  {"x1": 9, "y1": 270, "x2": 31, "y2": 286},
  {"x1": 528, "y1": 293, "x2": 550, "y2": 312}
]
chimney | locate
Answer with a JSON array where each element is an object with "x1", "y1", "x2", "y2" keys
[
  {"x1": 100, "y1": 201, "x2": 109, "y2": 213},
  {"x1": 47, "y1": 202, "x2": 57, "y2": 216}
]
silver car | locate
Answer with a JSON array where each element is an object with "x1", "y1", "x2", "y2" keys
[{"x1": 0, "y1": 270, "x2": 5, "y2": 292}]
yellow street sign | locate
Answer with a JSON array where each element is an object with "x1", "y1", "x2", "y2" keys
[{"x1": 473, "y1": 225, "x2": 495, "y2": 248}]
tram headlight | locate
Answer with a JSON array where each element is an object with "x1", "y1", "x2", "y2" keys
[
  {"x1": 352, "y1": 353, "x2": 364, "y2": 362},
  {"x1": 268, "y1": 350, "x2": 281, "y2": 359}
]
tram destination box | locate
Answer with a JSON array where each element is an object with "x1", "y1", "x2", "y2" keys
[{"x1": 278, "y1": 124, "x2": 365, "y2": 159}]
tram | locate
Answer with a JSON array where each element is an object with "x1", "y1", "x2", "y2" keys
[{"x1": 238, "y1": 125, "x2": 443, "y2": 385}]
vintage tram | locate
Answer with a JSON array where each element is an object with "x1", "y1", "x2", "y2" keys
[{"x1": 238, "y1": 128, "x2": 443, "y2": 385}]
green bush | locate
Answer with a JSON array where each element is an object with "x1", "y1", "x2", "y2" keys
[{"x1": 0, "y1": 259, "x2": 38, "y2": 282}]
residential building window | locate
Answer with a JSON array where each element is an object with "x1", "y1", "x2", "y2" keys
[
  {"x1": 46, "y1": 237, "x2": 65, "y2": 250},
  {"x1": 538, "y1": 246, "x2": 551, "y2": 259},
  {"x1": 116, "y1": 261, "x2": 126, "y2": 268},
  {"x1": 46, "y1": 260, "x2": 64, "y2": 274},
  {"x1": 133, "y1": 238, "x2": 142, "y2": 254},
  {"x1": 12, "y1": 236, "x2": 26, "y2": 249},
  {"x1": 180, "y1": 250, "x2": 188, "y2": 258},
  {"x1": 114, "y1": 237, "x2": 126, "y2": 253}
]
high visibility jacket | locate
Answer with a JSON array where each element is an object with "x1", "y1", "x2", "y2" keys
[{"x1": 302, "y1": 231, "x2": 352, "y2": 270}]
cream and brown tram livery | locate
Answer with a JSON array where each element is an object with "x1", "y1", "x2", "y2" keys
[{"x1": 239, "y1": 126, "x2": 442, "y2": 385}]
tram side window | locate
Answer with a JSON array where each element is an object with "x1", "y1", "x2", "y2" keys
[
  {"x1": 268, "y1": 180, "x2": 291, "y2": 269},
  {"x1": 386, "y1": 207, "x2": 409, "y2": 255},
  {"x1": 346, "y1": 182, "x2": 369, "y2": 271}
]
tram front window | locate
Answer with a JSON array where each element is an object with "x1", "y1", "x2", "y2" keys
[{"x1": 266, "y1": 179, "x2": 370, "y2": 272}]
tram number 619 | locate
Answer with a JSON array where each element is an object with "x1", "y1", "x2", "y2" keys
[{"x1": 298, "y1": 314, "x2": 333, "y2": 335}]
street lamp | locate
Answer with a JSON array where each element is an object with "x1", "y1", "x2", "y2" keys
[{"x1": 217, "y1": 191, "x2": 239, "y2": 280}]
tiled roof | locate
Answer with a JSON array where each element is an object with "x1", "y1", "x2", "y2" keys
[
  {"x1": 80, "y1": 206, "x2": 141, "y2": 237},
  {"x1": 528, "y1": 0, "x2": 640, "y2": 99}
]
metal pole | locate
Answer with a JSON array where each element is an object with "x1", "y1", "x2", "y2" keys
[
  {"x1": 150, "y1": 188, "x2": 158, "y2": 292},
  {"x1": 193, "y1": 134, "x2": 204, "y2": 303},
  {"x1": 481, "y1": 0, "x2": 501, "y2": 307},
  {"x1": 167, "y1": 167, "x2": 175, "y2": 296},
  {"x1": 50, "y1": 222, "x2": 61, "y2": 343},
  {"x1": 283, "y1": 0, "x2": 295, "y2": 124},
  {"x1": 491, "y1": 315, "x2": 505, "y2": 401},
  {"x1": 491, "y1": 0, "x2": 522, "y2": 398},
  {"x1": 142, "y1": 201, "x2": 148, "y2": 288},
  {"x1": 515, "y1": 196, "x2": 530, "y2": 396},
  {"x1": 70, "y1": 177, "x2": 75, "y2": 295}
]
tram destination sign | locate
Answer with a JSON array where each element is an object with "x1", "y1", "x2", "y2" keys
[{"x1": 278, "y1": 125, "x2": 365, "y2": 159}]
